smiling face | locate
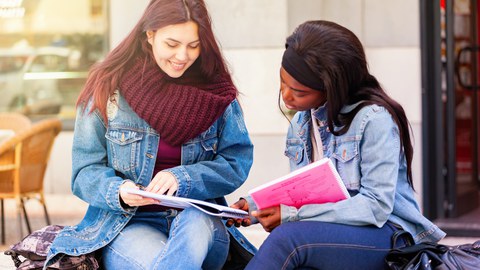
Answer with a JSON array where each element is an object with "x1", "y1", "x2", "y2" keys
[
  {"x1": 147, "y1": 21, "x2": 201, "y2": 78},
  {"x1": 280, "y1": 67, "x2": 326, "y2": 111}
]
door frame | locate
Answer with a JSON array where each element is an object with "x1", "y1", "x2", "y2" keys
[
  {"x1": 420, "y1": 0, "x2": 446, "y2": 220},
  {"x1": 420, "y1": 0, "x2": 480, "y2": 236}
]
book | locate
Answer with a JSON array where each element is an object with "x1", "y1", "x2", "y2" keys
[
  {"x1": 248, "y1": 158, "x2": 350, "y2": 210},
  {"x1": 121, "y1": 188, "x2": 248, "y2": 219}
]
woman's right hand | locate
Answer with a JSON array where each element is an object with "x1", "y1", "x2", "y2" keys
[
  {"x1": 226, "y1": 198, "x2": 252, "y2": 227},
  {"x1": 119, "y1": 181, "x2": 157, "y2": 207}
]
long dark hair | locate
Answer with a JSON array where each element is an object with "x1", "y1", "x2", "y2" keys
[
  {"x1": 77, "y1": 0, "x2": 232, "y2": 120},
  {"x1": 287, "y1": 20, "x2": 414, "y2": 186}
]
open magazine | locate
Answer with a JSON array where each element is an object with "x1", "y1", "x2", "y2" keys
[{"x1": 122, "y1": 188, "x2": 248, "y2": 219}]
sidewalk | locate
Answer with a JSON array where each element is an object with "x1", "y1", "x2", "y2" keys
[{"x1": 0, "y1": 194, "x2": 478, "y2": 269}]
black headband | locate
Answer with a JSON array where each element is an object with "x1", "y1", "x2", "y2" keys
[{"x1": 281, "y1": 44, "x2": 324, "y2": 91}]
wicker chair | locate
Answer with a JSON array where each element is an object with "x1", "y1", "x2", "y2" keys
[
  {"x1": 0, "y1": 113, "x2": 32, "y2": 138},
  {"x1": 0, "y1": 118, "x2": 61, "y2": 244}
]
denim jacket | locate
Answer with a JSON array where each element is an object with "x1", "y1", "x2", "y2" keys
[
  {"x1": 45, "y1": 92, "x2": 256, "y2": 267},
  {"x1": 250, "y1": 103, "x2": 445, "y2": 244}
]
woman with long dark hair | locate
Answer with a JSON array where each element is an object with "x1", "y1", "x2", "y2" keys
[
  {"x1": 45, "y1": 1, "x2": 255, "y2": 269},
  {"x1": 228, "y1": 20, "x2": 445, "y2": 269}
]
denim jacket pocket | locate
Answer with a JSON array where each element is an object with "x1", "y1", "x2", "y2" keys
[
  {"x1": 285, "y1": 139, "x2": 305, "y2": 167},
  {"x1": 331, "y1": 139, "x2": 360, "y2": 190},
  {"x1": 105, "y1": 128, "x2": 144, "y2": 174},
  {"x1": 198, "y1": 127, "x2": 219, "y2": 161}
]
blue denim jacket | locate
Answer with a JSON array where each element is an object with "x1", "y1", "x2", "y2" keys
[
  {"x1": 45, "y1": 92, "x2": 256, "y2": 267},
  {"x1": 253, "y1": 103, "x2": 445, "y2": 244}
]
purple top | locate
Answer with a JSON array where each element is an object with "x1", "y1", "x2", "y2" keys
[
  {"x1": 153, "y1": 139, "x2": 181, "y2": 175},
  {"x1": 138, "y1": 140, "x2": 181, "y2": 212}
]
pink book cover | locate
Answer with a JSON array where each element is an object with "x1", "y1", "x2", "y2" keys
[{"x1": 248, "y1": 158, "x2": 350, "y2": 210}]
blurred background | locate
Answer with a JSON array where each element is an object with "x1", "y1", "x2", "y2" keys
[{"x1": 0, "y1": 0, "x2": 479, "y2": 242}]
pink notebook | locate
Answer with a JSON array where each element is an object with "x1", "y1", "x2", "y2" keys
[{"x1": 248, "y1": 158, "x2": 350, "y2": 210}]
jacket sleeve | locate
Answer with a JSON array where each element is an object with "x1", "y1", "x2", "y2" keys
[
  {"x1": 70, "y1": 102, "x2": 133, "y2": 213},
  {"x1": 165, "y1": 99, "x2": 254, "y2": 200},
  {"x1": 281, "y1": 108, "x2": 400, "y2": 228}
]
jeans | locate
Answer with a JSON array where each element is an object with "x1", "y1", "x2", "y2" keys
[
  {"x1": 245, "y1": 221, "x2": 408, "y2": 270},
  {"x1": 101, "y1": 207, "x2": 230, "y2": 270}
]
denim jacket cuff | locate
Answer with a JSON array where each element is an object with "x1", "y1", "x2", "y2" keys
[
  {"x1": 243, "y1": 195, "x2": 259, "y2": 224},
  {"x1": 164, "y1": 167, "x2": 190, "y2": 198},
  {"x1": 107, "y1": 180, "x2": 135, "y2": 213},
  {"x1": 281, "y1": 204, "x2": 299, "y2": 223}
]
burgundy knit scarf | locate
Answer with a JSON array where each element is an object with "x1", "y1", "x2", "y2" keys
[{"x1": 119, "y1": 59, "x2": 237, "y2": 146}]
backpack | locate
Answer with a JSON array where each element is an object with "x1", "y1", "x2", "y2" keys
[{"x1": 4, "y1": 225, "x2": 99, "y2": 270}]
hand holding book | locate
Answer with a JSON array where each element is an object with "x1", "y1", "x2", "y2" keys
[
  {"x1": 227, "y1": 158, "x2": 349, "y2": 230},
  {"x1": 226, "y1": 198, "x2": 252, "y2": 228},
  {"x1": 226, "y1": 197, "x2": 282, "y2": 232}
]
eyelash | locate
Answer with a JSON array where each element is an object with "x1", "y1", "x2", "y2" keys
[
  {"x1": 281, "y1": 82, "x2": 307, "y2": 97},
  {"x1": 166, "y1": 43, "x2": 199, "y2": 49},
  {"x1": 293, "y1": 92, "x2": 307, "y2": 97}
]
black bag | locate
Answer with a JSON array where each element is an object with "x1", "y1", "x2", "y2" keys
[
  {"x1": 4, "y1": 225, "x2": 99, "y2": 270},
  {"x1": 385, "y1": 231, "x2": 480, "y2": 270},
  {"x1": 222, "y1": 232, "x2": 254, "y2": 270}
]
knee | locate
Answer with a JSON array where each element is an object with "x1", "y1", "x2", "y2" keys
[
  {"x1": 263, "y1": 223, "x2": 296, "y2": 247},
  {"x1": 172, "y1": 208, "x2": 228, "y2": 247},
  {"x1": 271, "y1": 222, "x2": 297, "y2": 237},
  {"x1": 176, "y1": 208, "x2": 223, "y2": 235},
  {"x1": 179, "y1": 207, "x2": 213, "y2": 227}
]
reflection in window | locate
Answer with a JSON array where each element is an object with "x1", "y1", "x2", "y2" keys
[
  {"x1": 0, "y1": 56, "x2": 27, "y2": 73},
  {"x1": 0, "y1": 0, "x2": 108, "y2": 127}
]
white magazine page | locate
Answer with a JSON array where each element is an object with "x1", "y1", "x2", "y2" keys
[{"x1": 122, "y1": 188, "x2": 248, "y2": 219}]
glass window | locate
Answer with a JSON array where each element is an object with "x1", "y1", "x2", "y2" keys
[{"x1": 0, "y1": 0, "x2": 109, "y2": 128}]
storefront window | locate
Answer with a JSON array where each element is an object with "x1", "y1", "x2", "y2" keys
[{"x1": 0, "y1": 0, "x2": 109, "y2": 128}]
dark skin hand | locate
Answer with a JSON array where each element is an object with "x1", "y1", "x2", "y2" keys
[
  {"x1": 253, "y1": 205, "x2": 281, "y2": 232},
  {"x1": 226, "y1": 198, "x2": 252, "y2": 227},
  {"x1": 227, "y1": 199, "x2": 282, "y2": 232}
]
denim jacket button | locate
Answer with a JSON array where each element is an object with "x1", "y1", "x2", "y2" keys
[{"x1": 146, "y1": 153, "x2": 154, "y2": 159}]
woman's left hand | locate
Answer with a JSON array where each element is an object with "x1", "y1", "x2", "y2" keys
[
  {"x1": 252, "y1": 206, "x2": 281, "y2": 232},
  {"x1": 145, "y1": 171, "x2": 178, "y2": 196},
  {"x1": 226, "y1": 198, "x2": 251, "y2": 228}
]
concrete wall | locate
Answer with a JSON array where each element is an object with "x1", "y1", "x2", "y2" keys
[{"x1": 44, "y1": 0, "x2": 424, "y2": 205}]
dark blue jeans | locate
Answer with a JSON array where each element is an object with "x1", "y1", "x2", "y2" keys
[{"x1": 245, "y1": 221, "x2": 409, "y2": 270}]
